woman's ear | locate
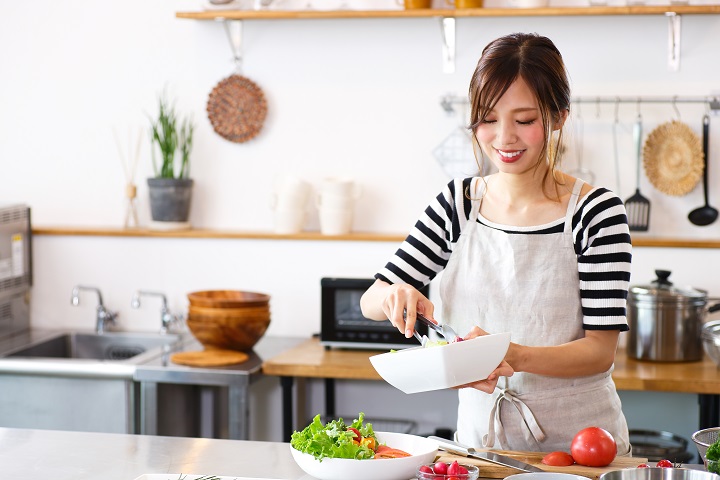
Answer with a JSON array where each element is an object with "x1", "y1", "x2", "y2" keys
[{"x1": 553, "y1": 109, "x2": 569, "y2": 131}]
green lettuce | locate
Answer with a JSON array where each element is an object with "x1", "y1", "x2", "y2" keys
[{"x1": 290, "y1": 412, "x2": 378, "y2": 461}]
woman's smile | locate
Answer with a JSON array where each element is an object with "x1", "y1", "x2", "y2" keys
[{"x1": 496, "y1": 149, "x2": 525, "y2": 163}]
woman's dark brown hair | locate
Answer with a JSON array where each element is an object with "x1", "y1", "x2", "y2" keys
[{"x1": 468, "y1": 32, "x2": 571, "y2": 199}]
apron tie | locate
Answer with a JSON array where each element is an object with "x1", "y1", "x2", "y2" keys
[{"x1": 483, "y1": 387, "x2": 546, "y2": 449}]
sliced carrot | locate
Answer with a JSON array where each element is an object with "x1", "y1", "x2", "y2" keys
[{"x1": 374, "y1": 445, "x2": 411, "y2": 458}]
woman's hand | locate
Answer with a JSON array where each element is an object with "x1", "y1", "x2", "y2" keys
[
  {"x1": 359, "y1": 279, "x2": 434, "y2": 338},
  {"x1": 455, "y1": 360, "x2": 514, "y2": 393}
]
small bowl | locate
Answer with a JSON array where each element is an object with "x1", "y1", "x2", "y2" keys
[
  {"x1": 693, "y1": 427, "x2": 720, "y2": 465},
  {"x1": 369, "y1": 332, "x2": 511, "y2": 394},
  {"x1": 702, "y1": 321, "x2": 720, "y2": 366},
  {"x1": 416, "y1": 463, "x2": 479, "y2": 479}
]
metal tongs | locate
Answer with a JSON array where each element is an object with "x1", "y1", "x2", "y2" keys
[{"x1": 403, "y1": 310, "x2": 460, "y2": 346}]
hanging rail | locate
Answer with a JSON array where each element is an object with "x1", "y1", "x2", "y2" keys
[{"x1": 440, "y1": 94, "x2": 720, "y2": 115}]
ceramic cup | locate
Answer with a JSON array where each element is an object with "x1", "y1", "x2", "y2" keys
[
  {"x1": 446, "y1": 0, "x2": 483, "y2": 7},
  {"x1": 396, "y1": 0, "x2": 432, "y2": 9},
  {"x1": 319, "y1": 207, "x2": 354, "y2": 235},
  {"x1": 274, "y1": 208, "x2": 306, "y2": 234},
  {"x1": 271, "y1": 175, "x2": 311, "y2": 211}
]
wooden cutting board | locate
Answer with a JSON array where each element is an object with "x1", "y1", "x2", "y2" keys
[{"x1": 436, "y1": 450, "x2": 647, "y2": 480}]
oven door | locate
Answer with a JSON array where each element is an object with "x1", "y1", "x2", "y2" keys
[{"x1": 320, "y1": 277, "x2": 429, "y2": 350}]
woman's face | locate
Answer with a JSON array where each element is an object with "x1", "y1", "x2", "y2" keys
[{"x1": 474, "y1": 77, "x2": 548, "y2": 176}]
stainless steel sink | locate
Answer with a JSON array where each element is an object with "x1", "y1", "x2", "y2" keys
[{"x1": 5, "y1": 332, "x2": 182, "y2": 362}]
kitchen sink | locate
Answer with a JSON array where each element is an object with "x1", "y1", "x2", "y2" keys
[{"x1": 5, "y1": 331, "x2": 183, "y2": 362}]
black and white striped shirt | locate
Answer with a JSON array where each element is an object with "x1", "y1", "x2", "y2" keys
[{"x1": 376, "y1": 177, "x2": 631, "y2": 331}]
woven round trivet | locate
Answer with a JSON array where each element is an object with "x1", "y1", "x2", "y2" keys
[
  {"x1": 207, "y1": 74, "x2": 267, "y2": 143},
  {"x1": 643, "y1": 120, "x2": 704, "y2": 197},
  {"x1": 170, "y1": 349, "x2": 249, "y2": 367}
]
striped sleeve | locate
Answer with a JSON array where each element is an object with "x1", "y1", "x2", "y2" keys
[
  {"x1": 572, "y1": 188, "x2": 632, "y2": 331},
  {"x1": 375, "y1": 177, "x2": 474, "y2": 289}
]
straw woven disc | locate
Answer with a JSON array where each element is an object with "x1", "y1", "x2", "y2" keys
[
  {"x1": 643, "y1": 120, "x2": 704, "y2": 196},
  {"x1": 207, "y1": 74, "x2": 267, "y2": 143}
]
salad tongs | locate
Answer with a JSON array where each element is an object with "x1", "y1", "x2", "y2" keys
[{"x1": 403, "y1": 310, "x2": 460, "y2": 346}]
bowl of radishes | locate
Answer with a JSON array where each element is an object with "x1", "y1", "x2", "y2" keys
[{"x1": 416, "y1": 460, "x2": 479, "y2": 479}]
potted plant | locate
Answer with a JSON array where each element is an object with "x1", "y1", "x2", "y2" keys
[{"x1": 147, "y1": 92, "x2": 195, "y2": 230}]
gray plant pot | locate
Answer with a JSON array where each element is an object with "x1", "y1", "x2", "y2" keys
[{"x1": 147, "y1": 178, "x2": 194, "y2": 223}]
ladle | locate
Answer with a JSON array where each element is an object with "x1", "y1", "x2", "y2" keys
[{"x1": 688, "y1": 114, "x2": 718, "y2": 226}]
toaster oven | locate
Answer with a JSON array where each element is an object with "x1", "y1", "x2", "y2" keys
[{"x1": 320, "y1": 277, "x2": 429, "y2": 350}]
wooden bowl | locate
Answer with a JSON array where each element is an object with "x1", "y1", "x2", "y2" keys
[
  {"x1": 187, "y1": 305, "x2": 270, "y2": 352},
  {"x1": 186, "y1": 290, "x2": 271, "y2": 351},
  {"x1": 187, "y1": 290, "x2": 270, "y2": 308}
]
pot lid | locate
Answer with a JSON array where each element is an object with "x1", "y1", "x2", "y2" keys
[{"x1": 630, "y1": 269, "x2": 707, "y2": 301}]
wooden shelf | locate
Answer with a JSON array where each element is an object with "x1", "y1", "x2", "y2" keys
[
  {"x1": 31, "y1": 225, "x2": 720, "y2": 248},
  {"x1": 177, "y1": 5, "x2": 720, "y2": 20}
]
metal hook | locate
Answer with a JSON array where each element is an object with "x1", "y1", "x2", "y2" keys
[
  {"x1": 596, "y1": 96, "x2": 602, "y2": 118},
  {"x1": 672, "y1": 95, "x2": 681, "y2": 121},
  {"x1": 614, "y1": 97, "x2": 621, "y2": 124},
  {"x1": 636, "y1": 97, "x2": 642, "y2": 120},
  {"x1": 221, "y1": 19, "x2": 243, "y2": 74}
]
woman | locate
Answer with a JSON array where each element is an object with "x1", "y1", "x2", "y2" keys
[{"x1": 360, "y1": 32, "x2": 631, "y2": 454}]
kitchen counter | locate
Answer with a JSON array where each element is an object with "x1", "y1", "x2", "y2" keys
[
  {"x1": 262, "y1": 337, "x2": 720, "y2": 440},
  {"x1": 0, "y1": 427, "x2": 307, "y2": 480}
]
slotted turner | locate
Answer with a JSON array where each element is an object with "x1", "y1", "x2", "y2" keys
[{"x1": 625, "y1": 113, "x2": 651, "y2": 231}]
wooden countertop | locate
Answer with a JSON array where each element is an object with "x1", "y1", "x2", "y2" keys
[{"x1": 262, "y1": 337, "x2": 720, "y2": 394}]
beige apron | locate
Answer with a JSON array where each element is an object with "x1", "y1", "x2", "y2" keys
[{"x1": 439, "y1": 177, "x2": 630, "y2": 454}]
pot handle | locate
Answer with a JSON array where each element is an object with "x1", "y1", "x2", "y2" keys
[{"x1": 709, "y1": 302, "x2": 720, "y2": 314}]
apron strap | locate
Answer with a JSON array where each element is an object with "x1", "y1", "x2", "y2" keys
[
  {"x1": 483, "y1": 384, "x2": 547, "y2": 449},
  {"x1": 563, "y1": 178, "x2": 585, "y2": 233}
]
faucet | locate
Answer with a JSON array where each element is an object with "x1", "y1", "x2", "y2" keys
[
  {"x1": 131, "y1": 290, "x2": 182, "y2": 334},
  {"x1": 71, "y1": 285, "x2": 118, "y2": 334}
]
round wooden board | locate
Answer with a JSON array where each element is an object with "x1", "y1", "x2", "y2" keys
[{"x1": 171, "y1": 349, "x2": 249, "y2": 367}]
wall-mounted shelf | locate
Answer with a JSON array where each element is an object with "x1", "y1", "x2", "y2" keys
[
  {"x1": 32, "y1": 226, "x2": 720, "y2": 248},
  {"x1": 176, "y1": 5, "x2": 720, "y2": 20}
]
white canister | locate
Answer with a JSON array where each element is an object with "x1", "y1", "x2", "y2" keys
[{"x1": 319, "y1": 207, "x2": 354, "y2": 235}]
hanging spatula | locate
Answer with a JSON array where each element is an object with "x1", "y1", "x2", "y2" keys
[{"x1": 625, "y1": 113, "x2": 651, "y2": 231}]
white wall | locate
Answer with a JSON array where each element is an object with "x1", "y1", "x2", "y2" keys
[{"x1": 2, "y1": 0, "x2": 720, "y2": 447}]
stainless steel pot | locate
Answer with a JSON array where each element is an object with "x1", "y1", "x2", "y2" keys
[{"x1": 627, "y1": 269, "x2": 720, "y2": 362}]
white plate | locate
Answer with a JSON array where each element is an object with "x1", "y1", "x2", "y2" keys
[
  {"x1": 290, "y1": 431, "x2": 438, "y2": 480},
  {"x1": 370, "y1": 332, "x2": 511, "y2": 394},
  {"x1": 133, "y1": 476, "x2": 282, "y2": 480}
]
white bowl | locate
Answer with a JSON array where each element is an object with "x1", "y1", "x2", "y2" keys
[
  {"x1": 290, "y1": 431, "x2": 437, "y2": 480},
  {"x1": 507, "y1": 474, "x2": 588, "y2": 480},
  {"x1": 370, "y1": 332, "x2": 511, "y2": 394}
]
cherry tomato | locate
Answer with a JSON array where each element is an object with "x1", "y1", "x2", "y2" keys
[
  {"x1": 447, "y1": 460, "x2": 460, "y2": 475},
  {"x1": 570, "y1": 427, "x2": 617, "y2": 467},
  {"x1": 434, "y1": 461, "x2": 449, "y2": 475},
  {"x1": 419, "y1": 465, "x2": 434, "y2": 474},
  {"x1": 656, "y1": 459, "x2": 674, "y2": 468},
  {"x1": 542, "y1": 451, "x2": 575, "y2": 466},
  {"x1": 637, "y1": 464, "x2": 650, "y2": 468},
  {"x1": 457, "y1": 465, "x2": 469, "y2": 474},
  {"x1": 346, "y1": 427, "x2": 361, "y2": 439}
]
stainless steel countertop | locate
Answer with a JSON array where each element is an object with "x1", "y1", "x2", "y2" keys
[{"x1": 0, "y1": 427, "x2": 309, "y2": 480}]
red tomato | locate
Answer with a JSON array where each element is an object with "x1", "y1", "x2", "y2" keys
[
  {"x1": 656, "y1": 460, "x2": 674, "y2": 468},
  {"x1": 542, "y1": 451, "x2": 575, "y2": 466},
  {"x1": 434, "y1": 461, "x2": 449, "y2": 475},
  {"x1": 637, "y1": 464, "x2": 650, "y2": 468},
  {"x1": 346, "y1": 427, "x2": 361, "y2": 439},
  {"x1": 419, "y1": 465, "x2": 434, "y2": 474},
  {"x1": 570, "y1": 427, "x2": 617, "y2": 467},
  {"x1": 458, "y1": 465, "x2": 469, "y2": 474},
  {"x1": 447, "y1": 461, "x2": 460, "y2": 475}
]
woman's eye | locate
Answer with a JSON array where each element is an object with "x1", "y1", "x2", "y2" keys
[
  {"x1": 481, "y1": 119, "x2": 497, "y2": 124},
  {"x1": 517, "y1": 119, "x2": 536, "y2": 125}
]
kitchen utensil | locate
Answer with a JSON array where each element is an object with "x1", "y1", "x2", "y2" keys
[
  {"x1": 429, "y1": 436, "x2": 544, "y2": 473},
  {"x1": 568, "y1": 103, "x2": 596, "y2": 184},
  {"x1": 689, "y1": 114, "x2": 719, "y2": 226},
  {"x1": 625, "y1": 113, "x2": 651, "y2": 231},
  {"x1": 692, "y1": 427, "x2": 720, "y2": 466},
  {"x1": 291, "y1": 431, "x2": 438, "y2": 480},
  {"x1": 600, "y1": 468, "x2": 720, "y2": 480},
  {"x1": 627, "y1": 269, "x2": 720, "y2": 362},
  {"x1": 643, "y1": 120, "x2": 703, "y2": 196},
  {"x1": 403, "y1": 310, "x2": 460, "y2": 342},
  {"x1": 701, "y1": 320, "x2": 720, "y2": 366},
  {"x1": 170, "y1": 349, "x2": 249, "y2": 367},
  {"x1": 369, "y1": 332, "x2": 510, "y2": 394},
  {"x1": 207, "y1": 21, "x2": 267, "y2": 143}
]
